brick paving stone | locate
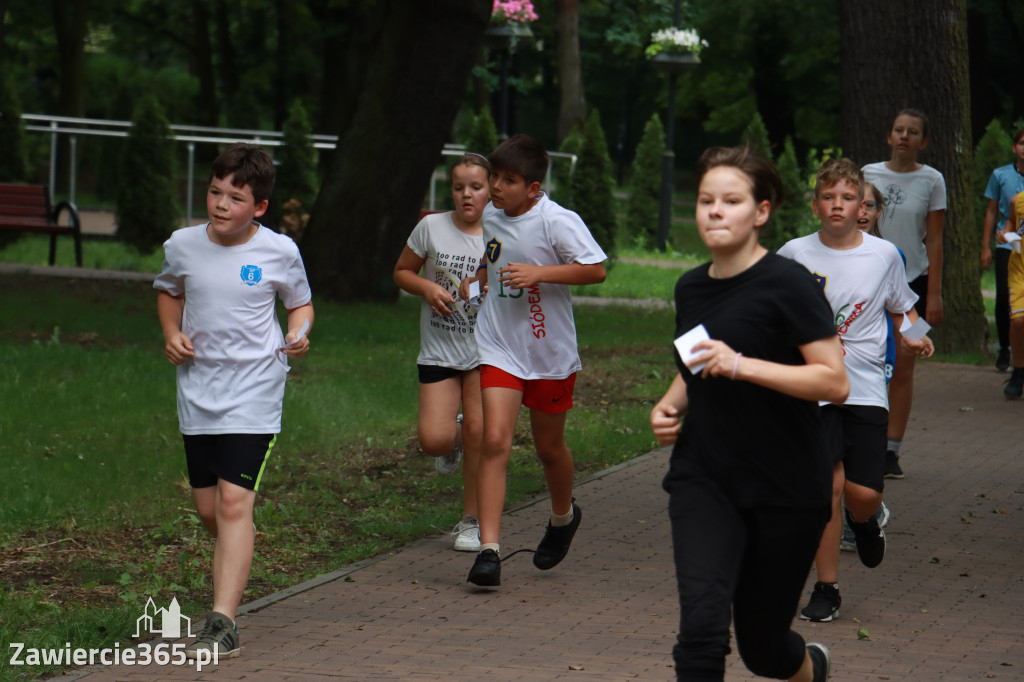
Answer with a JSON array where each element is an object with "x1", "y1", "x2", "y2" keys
[{"x1": 62, "y1": 361, "x2": 1024, "y2": 681}]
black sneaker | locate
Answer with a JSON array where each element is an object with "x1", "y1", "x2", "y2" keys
[
  {"x1": 807, "y1": 642, "x2": 831, "y2": 681},
  {"x1": 883, "y1": 450, "x2": 904, "y2": 479},
  {"x1": 799, "y1": 582, "x2": 841, "y2": 622},
  {"x1": 1004, "y1": 367, "x2": 1024, "y2": 399},
  {"x1": 468, "y1": 548, "x2": 501, "y2": 586},
  {"x1": 996, "y1": 347, "x2": 1011, "y2": 372},
  {"x1": 533, "y1": 500, "x2": 582, "y2": 570},
  {"x1": 845, "y1": 508, "x2": 886, "y2": 568},
  {"x1": 185, "y1": 611, "x2": 239, "y2": 659}
]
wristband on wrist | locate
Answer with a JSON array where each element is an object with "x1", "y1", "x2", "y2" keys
[{"x1": 731, "y1": 353, "x2": 742, "y2": 380}]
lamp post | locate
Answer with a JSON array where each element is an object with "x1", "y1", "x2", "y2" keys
[
  {"x1": 485, "y1": 23, "x2": 534, "y2": 140},
  {"x1": 652, "y1": 0, "x2": 700, "y2": 252}
]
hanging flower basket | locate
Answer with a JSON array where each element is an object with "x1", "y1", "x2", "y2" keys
[
  {"x1": 485, "y1": 22, "x2": 534, "y2": 50},
  {"x1": 646, "y1": 26, "x2": 707, "y2": 73},
  {"x1": 487, "y1": 0, "x2": 537, "y2": 50},
  {"x1": 649, "y1": 51, "x2": 701, "y2": 75}
]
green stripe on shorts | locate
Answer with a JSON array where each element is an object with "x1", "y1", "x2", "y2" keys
[{"x1": 253, "y1": 434, "x2": 277, "y2": 492}]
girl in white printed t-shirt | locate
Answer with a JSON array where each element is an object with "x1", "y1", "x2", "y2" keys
[{"x1": 393, "y1": 153, "x2": 490, "y2": 552}]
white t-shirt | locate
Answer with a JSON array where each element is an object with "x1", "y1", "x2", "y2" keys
[
  {"x1": 476, "y1": 193, "x2": 607, "y2": 380},
  {"x1": 778, "y1": 232, "x2": 917, "y2": 408},
  {"x1": 154, "y1": 224, "x2": 312, "y2": 434},
  {"x1": 862, "y1": 162, "x2": 946, "y2": 281},
  {"x1": 406, "y1": 212, "x2": 483, "y2": 370}
]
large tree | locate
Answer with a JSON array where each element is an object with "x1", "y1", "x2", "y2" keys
[
  {"x1": 555, "y1": 0, "x2": 586, "y2": 142},
  {"x1": 303, "y1": 0, "x2": 491, "y2": 302},
  {"x1": 840, "y1": 0, "x2": 985, "y2": 354}
]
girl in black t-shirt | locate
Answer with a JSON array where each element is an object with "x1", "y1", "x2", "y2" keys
[{"x1": 650, "y1": 146, "x2": 848, "y2": 682}]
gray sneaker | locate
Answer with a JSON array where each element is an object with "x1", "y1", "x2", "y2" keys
[
  {"x1": 185, "y1": 611, "x2": 239, "y2": 660},
  {"x1": 435, "y1": 414, "x2": 463, "y2": 476}
]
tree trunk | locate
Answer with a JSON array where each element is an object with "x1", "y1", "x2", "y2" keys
[
  {"x1": 52, "y1": 0, "x2": 87, "y2": 119},
  {"x1": 213, "y1": 0, "x2": 238, "y2": 104},
  {"x1": 0, "y1": 0, "x2": 8, "y2": 69},
  {"x1": 840, "y1": 0, "x2": 985, "y2": 354},
  {"x1": 188, "y1": 0, "x2": 218, "y2": 128},
  {"x1": 303, "y1": 0, "x2": 490, "y2": 302},
  {"x1": 555, "y1": 0, "x2": 586, "y2": 143}
]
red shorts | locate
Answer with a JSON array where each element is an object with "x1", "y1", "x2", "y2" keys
[{"x1": 479, "y1": 365, "x2": 576, "y2": 415}]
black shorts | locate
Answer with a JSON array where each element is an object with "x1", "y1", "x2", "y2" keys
[
  {"x1": 820, "y1": 404, "x2": 888, "y2": 492},
  {"x1": 417, "y1": 364, "x2": 475, "y2": 384},
  {"x1": 183, "y1": 433, "x2": 276, "y2": 491},
  {"x1": 909, "y1": 274, "x2": 928, "y2": 318}
]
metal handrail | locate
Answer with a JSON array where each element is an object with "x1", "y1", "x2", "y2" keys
[{"x1": 21, "y1": 113, "x2": 578, "y2": 220}]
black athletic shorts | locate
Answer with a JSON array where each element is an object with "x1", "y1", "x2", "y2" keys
[
  {"x1": 820, "y1": 404, "x2": 888, "y2": 492},
  {"x1": 417, "y1": 364, "x2": 475, "y2": 384},
  {"x1": 183, "y1": 433, "x2": 276, "y2": 491},
  {"x1": 909, "y1": 274, "x2": 928, "y2": 318}
]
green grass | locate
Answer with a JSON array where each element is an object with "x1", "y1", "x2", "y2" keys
[
  {"x1": 0, "y1": 272, "x2": 674, "y2": 681},
  {"x1": 0, "y1": 234, "x2": 164, "y2": 272}
]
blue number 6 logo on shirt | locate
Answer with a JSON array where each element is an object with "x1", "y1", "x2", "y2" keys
[{"x1": 240, "y1": 265, "x2": 263, "y2": 286}]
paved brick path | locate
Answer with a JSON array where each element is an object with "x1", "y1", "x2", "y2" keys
[{"x1": 65, "y1": 361, "x2": 1024, "y2": 681}]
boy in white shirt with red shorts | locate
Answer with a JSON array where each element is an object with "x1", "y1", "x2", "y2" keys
[{"x1": 460, "y1": 134, "x2": 607, "y2": 587}]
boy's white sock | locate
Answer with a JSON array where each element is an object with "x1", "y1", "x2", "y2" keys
[
  {"x1": 550, "y1": 507, "x2": 574, "y2": 528},
  {"x1": 887, "y1": 438, "x2": 902, "y2": 455},
  {"x1": 481, "y1": 542, "x2": 500, "y2": 554}
]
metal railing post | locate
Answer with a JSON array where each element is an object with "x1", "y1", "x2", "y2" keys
[
  {"x1": 69, "y1": 134, "x2": 78, "y2": 206},
  {"x1": 48, "y1": 121, "x2": 58, "y2": 203},
  {"x1": 186, "y1": 142, "x2": 196, "y2": 224}
]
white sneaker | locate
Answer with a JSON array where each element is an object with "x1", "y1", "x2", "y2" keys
[
  {"x1": 451, "y1": 517, "x2": 481, "y2": 552},
  {"x1": 876, "y1": 500, "x2": 890, "y2": 528},
  {"x1": 435, "y1": 414, "x2": 463, "y2": 476}
]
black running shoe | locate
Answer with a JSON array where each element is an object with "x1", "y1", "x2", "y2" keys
[
  {"x1": 468, "y1": 548, "x2": 501, "y2": 586},
  {"x1": 799, "y1": 582, "x2": 841, "y2": 622},
  {"x1": 883, "y1": 450, "x2": 904, "y2": 479},
  {"x1": 996, "y1": 347, "x2": 1011, "y2": 372},
  {"x1": 845, "y1": 508, "x2": 886, "y2": 568},
  {"x1": 1004, "y1": 367, "x2": 1024, "y2": 399},
  {"x1": 533, "y1": 500, "x2": 582, "y2": 570},
  {"x1": 807, "y1": 642, "x2": 831, "y2": 681}
]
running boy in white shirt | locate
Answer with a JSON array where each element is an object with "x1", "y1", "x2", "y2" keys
[
  {"x1": 778, "y1": 159, "x2": 928, "y2": 622},
  {"x1": 155, "y1": 143, "x2": 314, "y2": 658},
  {"x1": 459, "y1": 134, "x2": 607, "y2": 587}
]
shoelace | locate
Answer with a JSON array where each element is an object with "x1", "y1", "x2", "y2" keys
[{"x1": 498, "y1": 548, "x2": 535, "y2": 562}]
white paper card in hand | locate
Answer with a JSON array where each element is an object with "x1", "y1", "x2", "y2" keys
[
  {"x1": 468, "y1": 280, "x2": 482, "y2": 308},
  {"x1": 674, "y1": 324, "x2": 710, "y2": 374},
  {"x1": 899, "y1": 317, "x2": 931, "y2": 342},
  {"x1": 283, "y1": 319, "x2": 310, "y2": 349},
  {"x1": 1004, "y1": 231, "x2": 1021, "y2": 254}
]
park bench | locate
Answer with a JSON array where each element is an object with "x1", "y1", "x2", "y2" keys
[{"x1": 0, "y1": 183, "x2": 83, "y2": 267}]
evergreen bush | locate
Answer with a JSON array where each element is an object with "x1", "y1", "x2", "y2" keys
[
  {"x1": 115, "y1": 95, "x2": 179, "y2": 254},
  {"x1": 625, "y1": 114, "x2": 664, "y2": 250},
  {"x1": 0, "y1": 75, "x2": 29, "y2": 249},
  {"x1": 570, "y1": 109, "x2": 617, "y2": 259},
  {"x1": 0, "y1": 75, "x2": 28, "y2": 183},
  {"x1": 742, "y1": 112, "x2": 772, "y2": 158},
  {"x1": 553, "y1": 124, "x2": 584, "y2": 207},
  {"x1": 974, "y1": 119, "x2": 1012, "y2": 228},
  {"x1": 463, "y1": 108, "x2": 499, "y2": 157},
  {"x1": 275, "y1": 100, "x2": 318, "y2": 242}
]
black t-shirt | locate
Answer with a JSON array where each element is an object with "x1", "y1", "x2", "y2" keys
[{"x1": 663, "y1": 253, "x2": 837, "y2": 509}]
